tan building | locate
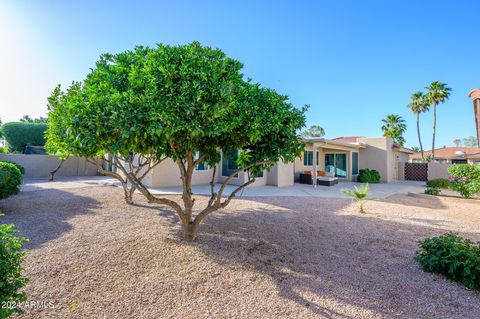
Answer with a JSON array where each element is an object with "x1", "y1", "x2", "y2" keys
[
  {"x1": 142, "y1": 151, "x2": 294, "y2": 188},
  {"x1": 140, "y1": 136, "x2": 413, "y2": 188}
]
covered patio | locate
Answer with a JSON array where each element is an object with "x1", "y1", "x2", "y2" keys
[{"x1": 295, "y1": 138, "x2": 367, "y2": 187}]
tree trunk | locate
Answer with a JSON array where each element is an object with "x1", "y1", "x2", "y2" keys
[
  {"x1": 432, "y1": 103, "x2": 437, "y2": 160},
  {"x1": 49, "y1": 159, "x2": 65, "y2": 181},
  {"x1": 417, "y1": 113, "x2": 424, "y2": 158},
  {"x1": 183, "y1": 222, "x2": 198, "y2": 241},
  {"x1": 178, "y1": 155, "x2": 196, "y2": 241},
  {"x1": 121, "y1": 182, "x2": 135, "y2": 205}
]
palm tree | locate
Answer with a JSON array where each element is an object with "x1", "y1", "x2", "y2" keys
[
  {"x1": 341, "y1": 183, "x2": 370, "y2": 213},
  {"x1": 381, "y1": 114, "x2": 407, "y2": 146},
  {"x1": 407, "y1": 92, "x2": 429, "y2": 157},
  {"x1": 425, "y1": 81, "x2": 451, "y2": 160},
  {"x1": 301, "y1": 125, "x2": 325, "y2": 138}
]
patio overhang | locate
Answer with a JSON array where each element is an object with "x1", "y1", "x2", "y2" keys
[{"x1": 301, "y1": 137, "x2": 366, "y2": 151}]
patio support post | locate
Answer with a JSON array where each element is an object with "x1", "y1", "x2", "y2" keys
[
  {"x1": 468, "y1": 89, "x2": 480, "y2": 147},
  {"x1": 312, "y1": 144, "x2": 317, "y2": 188}
]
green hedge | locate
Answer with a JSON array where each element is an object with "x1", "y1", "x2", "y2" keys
[
  {"x1": 2, "y1": 122, "x2": 47, "y2": 153},
  {"x1": 416, "y1": 233, "x2": 480, "y2": 290},
  {"x1": 357, "y1": 168, "x2": 381, "y2": 183},
  {"x1": 0, "y1": 162, "x2": 23, "y2": 200}
]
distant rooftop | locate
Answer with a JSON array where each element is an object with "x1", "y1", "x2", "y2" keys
[{"x1": 410, "y1": 147, "x2": 480, "y2": 159}]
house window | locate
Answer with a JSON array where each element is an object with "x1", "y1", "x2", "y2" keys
[
  {"x1": 250, "y1": 170, "x2": 264, "y2": 178},
  {"x1": 194, "y1": 152, "x2": 208, "y2": 171},
  {"x1": 222, "y1": 150, "x2": 238, "y2": 177},
  {"x1": 303, "y1": 151, "x2": 319, "y2": 166},
  {"x1": 352, "y1": 152, "x2": 359, "y2": 175}
]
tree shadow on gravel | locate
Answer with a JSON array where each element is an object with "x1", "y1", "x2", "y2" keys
[
  {"x1": 0, "y1": 189, "x2": 100, "y2": 250},
  {"x1": 178, "y1": 196, "x2": 480, "y2": 319},
  {"x1": 381, "y1": 193, "x2": 447, "y2": 209}
]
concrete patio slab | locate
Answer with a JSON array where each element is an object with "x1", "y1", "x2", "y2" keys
[
  {"x1": 149, "y1": 180, "x2": 426, "y2": 199},
  {"x1": 20, "y1": 176, "x2": 426, "y2": 199},
  {"x1": 21, "y1": 176, "x2": 120, "y2": 192}
]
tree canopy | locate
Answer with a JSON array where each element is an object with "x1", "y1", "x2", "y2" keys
[
  {"x1": 46, "y1": 42, "x2": 306, "y2": 240},
  {"x1": 381, "y1": 114, "x2": 407, "y2": 146},
  {"x1": 301, "y1": 125, "x2": 325, "y2": 138}
]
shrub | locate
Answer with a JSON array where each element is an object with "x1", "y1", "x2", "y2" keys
[
  {"x1": 0, "y1": 162, "x2": 23, "y2": 200},
  {"x1": 424, "y1": 187, "x2": 440, "y2": 196},
  {"x1": 2, "y1": 122, "x2": 47, "y2": 153},
  {"x1": 0, "y1": 147, "x2": 8, "y2": 154},
  {"x1": 426, "y1": 178, "x2": 449, "y2": 189},
  {"x1": 0, "y1": 222, "x2": 29, "y2": 318},
  {"x1": 341, "y1": 183, "x2": 370, "y2": 213},
  {"x1": 0, "y1": 162, "x2": 25, "y2": 175},
  {"x1": 415, "y1": 233, "x2": 480, "y2": 291},
  {"x1": 447, "y1": 164, "x2": 480, "y2": 198},
  {"x1": 357, "y1": 168, "x2": 381, "y2": 183}
]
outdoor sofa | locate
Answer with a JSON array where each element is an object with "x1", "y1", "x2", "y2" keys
[{"x1": 299, "y1": 171, "x2": 339, "y2": 186}]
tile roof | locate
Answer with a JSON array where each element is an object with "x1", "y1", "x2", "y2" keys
[{"x1": 410, "y1": 147, "x2": 480, "y2": 159}]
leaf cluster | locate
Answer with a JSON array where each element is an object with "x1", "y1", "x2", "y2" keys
[{"x1": 415, "y1": 233, "x2": 480, "y2": 291}]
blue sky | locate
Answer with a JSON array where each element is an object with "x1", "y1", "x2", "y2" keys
[{"x1": 1, "y1": 0, "x2": 478, "y2": 148}]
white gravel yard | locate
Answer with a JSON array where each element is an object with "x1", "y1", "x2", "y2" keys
[{"x1": 1, "y1": 186, "x2": 479, "y2": 319}]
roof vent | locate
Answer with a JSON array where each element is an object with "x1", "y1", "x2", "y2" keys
[{"x1": 455, "y1": 150, "x2": 466, "y2": 155}]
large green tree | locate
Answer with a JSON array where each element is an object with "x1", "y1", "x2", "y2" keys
[
  {"x1": 46, "y1": 42, "x2": 306, "y2": 240},
  {"x1": 381, "y1": 114, "x2": 407, "y2": 146},
  {"x1": 407, "y1": 91, "x2": 429, "y2": 157},
  {"x1": 425, "y1": 81, "x2": 451, "y2": 159}
]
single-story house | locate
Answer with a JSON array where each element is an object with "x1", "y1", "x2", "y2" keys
[
  {"x1": 410, "y1": 147, "x2": 480, "y2": 165},
  {"x1": 139, "y1": 136, "x2": 413, "y2": 188},
  {"x1": 295, "y1": 136, "x2": 414, "y2": 183}
]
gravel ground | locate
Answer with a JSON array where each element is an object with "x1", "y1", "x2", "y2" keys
[{"x1": 1, "y1": 186, "x2": 479, "y2": 319}]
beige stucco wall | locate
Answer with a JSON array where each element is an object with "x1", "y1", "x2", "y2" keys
[
  {"x1": 357, "y1": 137, "x2": 390, "y2": 182},
  {"x1": 144, "y1": 154, "x2": 289, "y2": 188},
  {"x1": 145, "y1": 158, "x2": 220, "y2": 188},
  {"x1": 0, "y1": 154, "x2": 98, "y2": 178},
  {"x1": 397, "y1": 162, "x2": 406, "y2": 180},
  {"x1": 268, "y1": 161, "x2": 294, "y2": 187},
  {"x1": 427, "y1": 162, "x2": 452, "y2": 180}
]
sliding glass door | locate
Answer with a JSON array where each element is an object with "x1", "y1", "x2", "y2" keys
[{"x1": 325, "y1": 153, "x2": 347, "y2": 178}]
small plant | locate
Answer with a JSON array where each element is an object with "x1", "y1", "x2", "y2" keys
[
  {"x1": 0, "y1": 147, "x2": 8, "y2": 154},
  {"x1": 0, "y1": 162, "x2": 24, "y2": 200},
  {"x1": 426, "y1": 178, "x2": 449, "y2": 189},
  {"x1": 0, "y1": 220, "x2": 29, "y2": 318},
  {"x1": 447, "y1": 164, "x2": 480, "y2": 198},
  {"x1": 357, "y1": 169, "x2": 381, "y2": 183},
  {"x1": 341, "y1": 183, "x2": 370, "y2": 213},
  {"x1": 424, "y1": 187, "x2": 440, "y2": 196},
  {"x1": 415, "y1": 233, "x2": 480, "y2": 291}
]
